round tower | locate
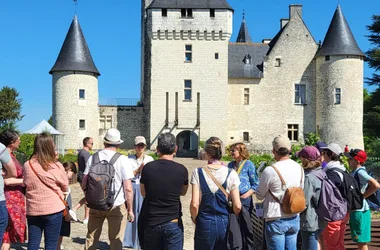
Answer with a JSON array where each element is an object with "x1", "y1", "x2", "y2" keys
[
  {"x1": 50, "y1": 15, "x2": 100, "y2": 150},
  {"x1": 316, "y1": 5, "x2": 364, "y2": 149}
]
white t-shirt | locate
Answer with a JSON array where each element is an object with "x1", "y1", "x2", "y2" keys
[
  {"x1": 84, "y1": 149, "x2": 134, "y2": 207},
  {"x1": 128, "y1": 154, "x2": 154, "y2": 183},
  {"x1": 256, "y1": 159, "x2": 304, "y2": 220},
  {"x1": 191, "y1": 166, "x2": 240, "y2": 199}
]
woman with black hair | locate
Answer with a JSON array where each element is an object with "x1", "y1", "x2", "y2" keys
[{"x1": 0, "y1": 129, "x2": 26, "y2": 250}]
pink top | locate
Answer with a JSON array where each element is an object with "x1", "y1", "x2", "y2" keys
[{"x1": 23, "y1": 158, "x2": 68, "y2": 216}]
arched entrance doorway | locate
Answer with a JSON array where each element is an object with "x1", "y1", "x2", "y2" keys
[{"x1": 176, "y1": 131, "x2": 198, "y2": 158}]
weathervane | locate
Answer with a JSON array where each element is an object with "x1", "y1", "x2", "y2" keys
[
  {"x1": 243, "y1": 9, "x2": 245, "y2": 20},
  {"x1": 74, "y1": 0, "x2": 78, "y2": 14}
]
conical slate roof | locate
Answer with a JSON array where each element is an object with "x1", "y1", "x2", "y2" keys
[
  {"x1": 316, "y1": 5, "x2": 363, "y2": 57},
  {"x1": 147, "y1": 0, "x2": 233, "y2": 10},
  {"x1": 50, "y1": 15, "x2": 100, "y2": 75},
  {"x1": 236, "y1": 14, "x2": 252, "y2": 43}
]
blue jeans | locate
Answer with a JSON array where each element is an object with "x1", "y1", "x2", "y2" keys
[
  {"x1": 265, "y1": 216, "x2": 300, "y2": 250},
  {"x1": 241, "y1": 196, "x2": 253, "y2": 215},
  {"x1": 301, "y1": 229, "x2": 324, "y2": 250},
  {"x1": 144, "y1": 221, "x2": 183, "y2": 250},
  {"x1": 195, "y1": 216, "x2": 228, "y2": 250},
  {"x1": 27, "y1": 211, "x2": 63, "y2": 250},
  {"x1": 0, "y1": 201, "x2": 8, "y2": 244}
]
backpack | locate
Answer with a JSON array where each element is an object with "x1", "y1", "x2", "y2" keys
[
  {"x1": 85, "y1": 152, "x2": 122, "y2": 211},
  {"x1": 312, "y1": 170, "x2": 347, "y2": 222},
  {"x1": 354, "y1": 168, "x2": 380, "y2": 211},
  {"x1": 327, "y1": 167, "x2": 363, "y2": 211},
  {"x1": 270, "y1": 165, "x2": 306, "y2": 214}
]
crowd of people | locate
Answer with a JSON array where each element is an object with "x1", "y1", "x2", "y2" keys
[{"x1": 0, "y1": 127, "x2": 378, "y2": 250}]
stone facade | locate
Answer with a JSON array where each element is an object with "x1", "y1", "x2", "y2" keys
[
  {"x1": 52, "y1": 71, "x2": 100, "y2": 149},
  {"x1": 316, "y1": 55, "x2": 364, "y2": 149},
  {"x1": 143, "y1": 8, "x2": 233, "y2": 151},
  {"x1": 98, "y1": 106, "x2": 146, "y2": 149},
  {"x1": 53, "y1": 3, "x2": 364, "y2": 152}
]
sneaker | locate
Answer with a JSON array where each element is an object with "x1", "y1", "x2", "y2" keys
[
  {"x1": 69, "y1": 209, "x2": 78, "y2": 221},
  {"x1": 83, "y1": 218, "x2": 89, "y2": 225}
]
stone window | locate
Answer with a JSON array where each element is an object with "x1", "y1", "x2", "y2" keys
[
  {"x1": 215, "y1": 53, "x2": 219, "y2": 59},
  {"x1": 275, "y1": 58, "x2": 281, "y2": 67},
  {"x1": 335, "y1": 88, "x2": 341, "y2": 104},
  {"x1": 244, "y1": 88, "x2": 250, "y2": 105},
  {"x1": 162, "y1": 8, "x2": 167, "y2": 17},
  {"x1": 243, "y1": 132, "x2": 249, "y2": 142},
  {"x1": 184, "y1": 80, "x2": 192, "y2": 101},
  {"x1": 79, "y1": 119, "x2": 86, "y2": 130},
  {"x1": 325, "y1": 55, "x2": 330, "y2": 61},
  {"x1": 210, "y1": 9, "x2": 215, "y2": 18},
  {"x1": 287, "y1": 124, "x2": 299, "y2": 141},
  {"x1": 99, "y1": 115, "x2": 112, "y2": 129},
  {"x1": 295, "y1": 84, "x2": 306, "y2": 104},
  {"x1": 79, "y1": 89, "x2": 85, "y2": 99},
  {"x1": 181, "y1": 9, "x2": 192, "y2": 18},
  {"x1": 185, "y1": 45, "x2": 192, "y2": 62}
]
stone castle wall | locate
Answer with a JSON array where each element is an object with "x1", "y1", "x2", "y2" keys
[
  {"x1": 316, "y1": 55, "x2": 364, "y2": 149},
  {"x1": 99, "y1": 106, "x2": 146, "y2": 149},
  {"x1": 53, "y1": 71, "x2": 100, "y2": 149},
  {"x1": 145, "y1": 9, "x2": 233, "y2": 148},
  {"x1": 227, "y1": 12, "x2": 318, "y2": 151}
]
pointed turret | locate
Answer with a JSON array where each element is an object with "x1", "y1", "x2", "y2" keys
[
  {"x1": 236, "y1": 13, "x2": 252, "y2": 43},
  {"x1": 316, "y1": 5, "x2": 363, "y2": 57},
  {"x1": 50, "y1": 15, "x2": 100, "y2": 75}
]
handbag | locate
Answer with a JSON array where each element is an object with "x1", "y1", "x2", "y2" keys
[{"x1": 29, "y1": 160, "x2": 71, "y2": 222}]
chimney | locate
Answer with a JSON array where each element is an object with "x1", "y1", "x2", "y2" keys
[
  {"x1": 289, "y1": 4, "x2": 302, "y2": 18},
  {"x1": 280, "y1": 18, "x2": 289, "y2": 29},
  {"x1": 262, "y1": 39, "x2": 271, "y2": 44}
]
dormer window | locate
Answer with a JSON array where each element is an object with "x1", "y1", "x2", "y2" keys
[
  {"x1": 325, "y1": 55, "x2": 330, "y2": 61},
  {"x1": 181, "y1": 8, "x2": 193, "y2": 18},
  {"x1": 162, "y1": 8, "x2": 167, "y2": 17},
  {"x1": 243, "y1": 54, "x2": 251, "y2": 65},
  {"x1": 210, "y1": 9, "x2": 215, "y2": 18}
]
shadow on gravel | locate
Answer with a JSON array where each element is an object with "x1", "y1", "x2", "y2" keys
[{"x1": 72, "y1": 237, "x2": 110, "y2": 249}]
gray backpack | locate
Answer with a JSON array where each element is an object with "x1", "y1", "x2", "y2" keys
[
  {"x1": 85, "y1": 152, "x2": 122, "y2": 211},
  {"x1": 312, "y1": 170, "x2": 347, "y2": 222}
]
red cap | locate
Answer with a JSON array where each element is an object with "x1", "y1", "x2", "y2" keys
[{"x1": 344, "y1": 149, "x2": 367, "y2": 164}]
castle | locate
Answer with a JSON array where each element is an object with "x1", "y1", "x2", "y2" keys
[{"x1": 51, "y1": 1, "x2": 365, "y2": 156}]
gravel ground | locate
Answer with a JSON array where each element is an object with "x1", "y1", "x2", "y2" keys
[{"x1": 11, "y1": 158, "x2": 205, "y2": 250}]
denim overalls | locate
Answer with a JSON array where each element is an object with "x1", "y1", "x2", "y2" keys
[{"x1": 194, "y1": 168, "x2": 231, "y2": 250}]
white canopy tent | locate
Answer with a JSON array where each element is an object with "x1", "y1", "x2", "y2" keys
[{"x1": 23, "y1": 120, "x2": 65, "y2": 155}]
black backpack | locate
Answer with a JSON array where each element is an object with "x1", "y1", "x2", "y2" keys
[
  {"x1": 85, "y1": 152, "x2": 122, "y2": 211},
  {"x1": 327, "y1": 167, "x2": 363, "y2": 211},
  {"x1": 354, "y1": 168, "x2": 380, "y2": 211}
]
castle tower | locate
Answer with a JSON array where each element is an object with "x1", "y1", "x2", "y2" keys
[
  {"x1": 236, "y1": 12, "x2": 252, "y2": 43},
  {"x1": 50, "y1": 15, "x2": 100, "y2": 150},
  {"x1": 316, "y1": 5, "x2": 364, "y2": 148},
  {"x1": 142, "y1": 0, "x2": 233, "y2": 155}
]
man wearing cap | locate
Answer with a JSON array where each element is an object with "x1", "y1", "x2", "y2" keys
[
  {"x1": 347, "y1": 149, "x2": 380, "y2": 250},
  {"x1": 83, "y1": 128, "x2": 135, "y2": 250},
  {"x1": 123, "y1": 136, "x2": 154, "y2": 249},
  {"x1": 256, "y1": 135, "x2": 304, "y2": 249}
]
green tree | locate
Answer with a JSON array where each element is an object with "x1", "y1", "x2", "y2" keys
[
  {"x1": 0, "y1": 86, "x2": 24, "y2": 130},
  {"x1": 48, "y1": 115, "x2": 53, "y2": 125},
  {"x1": 363, "y1": 88, "x2": 380, "y2": 137},
  {"x1": 365, "y1": 15, "x2": 380, "y2": 86}
]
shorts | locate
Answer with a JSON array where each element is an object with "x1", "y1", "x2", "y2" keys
[{"x1": 350, "y1": 210, "x2": 371, "y2": 243}]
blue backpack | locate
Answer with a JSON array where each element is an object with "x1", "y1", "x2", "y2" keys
[
  {"x1": 312, "y1": 170, "x2": 347, "y2": 222},
  {"x1": 354, "y1": 168, "x2": 380, "y2": 211}
]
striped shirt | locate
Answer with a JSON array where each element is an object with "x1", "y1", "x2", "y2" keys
[{"x1": 24, "y1": 158, "x2": 68, "y2": 216}]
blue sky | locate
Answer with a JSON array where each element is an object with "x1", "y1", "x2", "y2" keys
[{"x1": 0, "y1": 0, "x2": 377, "y2": 131}]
